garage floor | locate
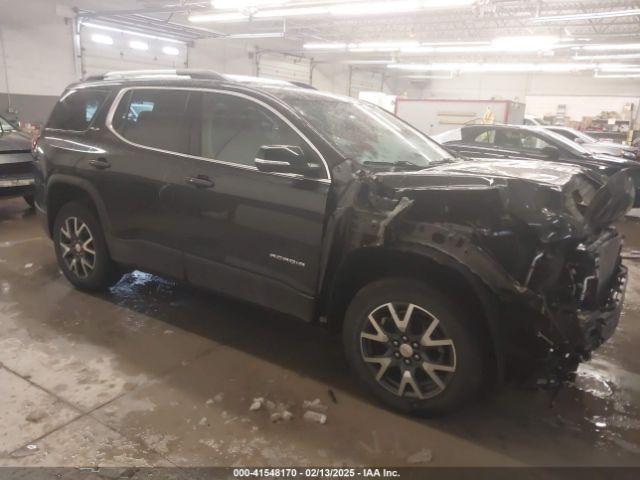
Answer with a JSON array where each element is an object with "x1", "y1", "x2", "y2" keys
[{"x1": 1, "y1": 197, "x2": 640, "y2": 468}]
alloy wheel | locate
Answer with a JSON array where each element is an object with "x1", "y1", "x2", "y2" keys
[
  {"x1": 360, "y1": 302, "x2": 457, "y2": 399},
  {"x1": 59, "y1": 216, "x2": 96, "y2": 279}
]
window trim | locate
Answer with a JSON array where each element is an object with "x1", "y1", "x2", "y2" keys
[
  {"x1": 46, "y1": 86, "x2": 111, "y2": 134},
  {"x1": 105, "y1": 86, "x2": 331, "y2": 183}
]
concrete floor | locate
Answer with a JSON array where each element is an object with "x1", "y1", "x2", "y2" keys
[{"x1": 1, "y1": 196, "x2": 640, "y2": 468}]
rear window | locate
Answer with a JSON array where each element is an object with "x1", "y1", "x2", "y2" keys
[
  {"x1": 47, "y1": 88, "x2": 109, "y2": 131},
  {"x1": 111, "y1": 89, "x2": 192, "y2": 154}
]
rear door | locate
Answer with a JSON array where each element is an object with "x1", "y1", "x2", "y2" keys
[
  {"x1": 81, "y1": 87, "x2": 197, "y2": 278},
  {"x1": 180, "y1": 89, "x2": 330, "y2": 321}
]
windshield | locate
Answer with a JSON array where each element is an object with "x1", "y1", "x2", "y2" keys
[
  {"x1": 540, "y1": 128, "x2": 592, "y2": 156},
  {"x1": 267, "y1": 88, "x2": 454, "y2": 168},
  {"x1": 0, "y1": 116, "x2": 16, "y2": 132}
]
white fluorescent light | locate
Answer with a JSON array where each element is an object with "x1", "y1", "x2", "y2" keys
[
  {"x1": 128, "y1": 40, "x2": 149, "y2": 51},
  {"x1": 212, "y1": 0, "x2": 289, "y2": 8},
  {"x1": 81, "y1": 21, "x2": 185, "y2": 44},
  {"x1": 388, "y1": 62, "x2": 597, "y2": 73},
  {"x1": 574, "y1": 53, "x2": 640, "y2": 60},
  {"x1": 404, "y1": 73, "x2": 454, "y2": 79},
  {"x1": 191, "y1": 0, "x2": 475, "y2": 23},
  {"x1": 91, "y1": 33, "x2": 114, "y2": 45},
  {"x1": 342, "y1": 59, "x2": 395, "y2": 65},
  {"x1": 531, "y1": 9, "x2": 640, "y2": 23},
  {"x1": 595, "y1": 72, "x2": 640, "y2": 79},
  {"x1": 583, "y1": 43, "x2": 640, "y2": 51},
  {"x1": 303, "y1": 42, "x2": 348, "y2": 50},
  {"x1": 225, "y1": 32, "x2": 285, "y2": 39},
  {"x1": 491, "y1": 35, "x2": 559, "y2": 52},
  {"x1": 162, "y1": 46, "x2": 180, "y2": 56}
]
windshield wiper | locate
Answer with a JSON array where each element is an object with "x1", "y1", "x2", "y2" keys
[{"x1": 362, "y1": 160, "x2": 424, "y2": 170}]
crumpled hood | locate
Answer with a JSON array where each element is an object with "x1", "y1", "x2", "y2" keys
[
  {"x1": 372, "y1": 158, "x2": 632, "y2": 242},
  {"x1": 375, "y1": 158, "x2": 600, "y2": 189}
]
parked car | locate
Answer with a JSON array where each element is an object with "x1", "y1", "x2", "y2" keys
[
  {"x1": 523, "y1": 114, "x2": 548, "y2": 126},
  {"x1": 544, "y1": 125, "x2": 639, "y2": 161},
  {"x1": 33, "y1": 70, "x2": 632, "y2": 414},
  {"x1": 434, "y1": 124, "x2": 640, "y2": 204},
  {"x1": 0, "y1": 114, "x2": 35, "y2": 206}
]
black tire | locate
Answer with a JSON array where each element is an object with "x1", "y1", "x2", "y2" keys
[
  {"x1": 343, "y1": 277, "x2": 486, "y2": 415},
  {"x1": 23, "y1": 194, "x2": 34, "y2": 208},
  {"x1": 53, "y1": 202, "x2": 121, "y2": 291}
]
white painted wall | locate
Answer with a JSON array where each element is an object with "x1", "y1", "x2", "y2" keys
[{"x1": 0, "y1": 1, "x2": 76, "y2": 96}]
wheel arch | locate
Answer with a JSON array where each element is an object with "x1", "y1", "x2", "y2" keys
[
  {"x1": 46, "y1": 175, "x2": 111, "y2": 239},
  {"x1": 321, "y1": 246, "x2": 505, "y2": 382}
]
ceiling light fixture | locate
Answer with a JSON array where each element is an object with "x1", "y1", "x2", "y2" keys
[
  {"x1": 387, "y1": 62, "x2": 598, "y2": 73},
  {"x1": 128, "y1": 40, "x2": 149, "y2": 51},
  {"x1": 81, "y1": 21, "x2": 186, "y2": 44},
  {"x1": 574, "y1": 53, "x2": 640, "y2": 60},
  {"x1": 583, "y1": 43, "x2": 640, "y2": 51},
  {"x1": 225, "y1": 32, "x2": 285, "y2": 38},
  {"x1": 91, "y1": 33, "x2": 114, "y2": 45},
  {"x1": 190, "y1": 0, "x2": 475, "y2": 23},
  {"x1": 594, "y1": 72, "x2": 640, "y2": 79},
  {"x1": 162, "y1": 46, "x2": 181, "y2": 56},
  {"x1": 531, "y1": 8, "x2": 640, "y2": 23}
]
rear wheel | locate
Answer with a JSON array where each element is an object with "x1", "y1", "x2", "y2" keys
[
  {"x1": 53, "y1": 202, "x2": 121, "y2": 290},
  {"x1": 23, "y1": 194, "x2": 34, "y2": 208},
  {"x1": 343, "y1": 278, "x2": 486, "y2": 415}
]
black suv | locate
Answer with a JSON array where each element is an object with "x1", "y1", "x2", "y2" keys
[{"x1": 34, "y1": 70, "x2": 632, "y2": 414}]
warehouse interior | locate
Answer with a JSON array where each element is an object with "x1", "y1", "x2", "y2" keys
[{"x1": 1, "y1": 0, "x2": 640, "y2": 476}]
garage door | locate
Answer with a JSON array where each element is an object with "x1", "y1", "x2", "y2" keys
[
  {"x1": 257, "y1": 53, "x2": 311, "y2": 83},
  {"x1": 349, "y1": 69, "x2": 384, "y2": 98},
  {"x1": 80, "y1": 27, "x2": 188, "y2": 77}
]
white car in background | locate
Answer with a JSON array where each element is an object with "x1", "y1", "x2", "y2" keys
[{"x1": 545, "y1": 125, "x2": 639, "y2": 161}]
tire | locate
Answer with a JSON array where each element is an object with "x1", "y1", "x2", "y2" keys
[
  {"x1": 53, "y1": 202, "x2": 121, "y2": 291},
  {"x1": 23, "y1": 194, "x2": 34, "y2": 208},
  {"x1": 343, "y1": 277, "x2": 486, "y2": 415}
]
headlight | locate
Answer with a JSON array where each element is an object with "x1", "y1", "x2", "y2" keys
[{"x1": 622, "y1": 150, "x2": 636, "y2": 159}]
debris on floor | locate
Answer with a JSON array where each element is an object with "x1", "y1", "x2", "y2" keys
[
  {"x1": 303, "y1": 398, "x2": 328, "y2": 413},
  {"x1": 303, "y1": 410, "x2": 327, "y2": 425},
  {"x1": 406, "y1": 448, "x2": 432, "y2": 464},
  {"x1": 198, "y1": 417, "x2": 208, "y2": 426},
  {"x1": 249, "y1": 397, "x2": 264, "y2": 411}
]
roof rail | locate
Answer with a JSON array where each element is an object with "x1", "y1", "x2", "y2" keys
[{"x1": 86, "y1": 69, "x2": 226, "y2": 82}]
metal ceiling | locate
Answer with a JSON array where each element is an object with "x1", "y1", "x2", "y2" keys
[{"x1": 75, "y1": 0, "x2": 640, "y2": 50}]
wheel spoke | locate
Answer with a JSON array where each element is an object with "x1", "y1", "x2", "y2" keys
[
  {"x1": 421, "y1": 360, "x2": 455, "y2": 391},
  {"x1": 387, "y1": 303, "x2": 415, "y2": 333},
  {"x1": 363, "y1": 356, "x2": 392, "y2": 381},
  {"x1": 80, "y1": 257, "x2": 94, "y2": 273},
  {"x1": 60, "y1": 243, "x2": 72, "y2": 258},
  {"x1": 361, "y1": 314, "x2": 389, "y2": 343},
  {"x1": 82, "y1": 238, "x2": 95, "y2": 256},
  {"x1": 68, "y1": 257, "x2": 78, "y2": 275},
  {"x1": 61, "y1": 221, "x2": 71, "y2": 240},
  {"x1": 398, "y1": 370, "x2": 423, "y2": 399},
  {"x1": 420, "y1": 317, "x2": 454, "y2": 348}
]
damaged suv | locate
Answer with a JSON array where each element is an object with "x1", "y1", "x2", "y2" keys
[{"x1": 33, "y1": 71, "x2": 632, "y2": 414}]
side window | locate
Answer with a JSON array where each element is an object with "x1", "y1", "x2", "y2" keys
[
  {"x1": 195, "y1": 92, "x2": 307, "y2": 168},
  {"x1": 473, "y1": 130, "x2": 496, "y2": 144},
  {"x1": 111, "y1": 89, "x2": 192, "y2": 154},
  {"x1": 47, "y1": 88, "x2": 109, "y2": 131},
  {"x1": 500, "y1": 131, "x2": 551, "y2": 151}
]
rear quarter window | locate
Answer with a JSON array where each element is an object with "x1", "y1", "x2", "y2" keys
[{"x1": 47, "y1": 88, "x2": 109, "y2": 131}]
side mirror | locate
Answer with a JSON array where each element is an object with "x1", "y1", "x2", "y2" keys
[
  {"x1": 541, "y1": 145, "x2": 560, "y2": 160},
  {"x1": 574, "y1": 137, "x2": 585, "y2": 144},
  {"x1": 254, "y1": 145, "x2": 321, "y2": 176}
]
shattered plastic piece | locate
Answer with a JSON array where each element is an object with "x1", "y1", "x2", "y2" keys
[
  {"x1": 205, "y1": 398, "x2": 214, "y2": 405},
  {"x1": 26, "y1": 444, "x2": 38, "y2": 450},
  {"x1": 213, "y1": 393, "x2": 224, "y2": 403},
  {"x1": 198, "y1": 417, "x2": 208, "y2": 426},
  {"x1": 406, "y1": 448, "x2": 432, "y2": 464},
  {"x1": 303, "y1": 398, "x2": 328, "y2": 413},
  {"x1": 24, "y1": 263, "x2": 33, "y2": 269},
  {"x1": 303, "y1": 410, "x2": 327, "y2": 424},
  {"x1": 249, "y1": 397, "x2": 264, "y2": 411},
  {"x1": 163, "y1": 329, "x2": 175, "y2": 334}
]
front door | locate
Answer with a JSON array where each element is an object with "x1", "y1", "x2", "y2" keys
[{"x1": 180, "y1": 90, "x2": 330, "y2": 321}]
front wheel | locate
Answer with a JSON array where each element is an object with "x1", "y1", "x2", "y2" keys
[
  {"x1": 343, "y1": 278, "x2": 486, "y2": 415},
  {"x1": 53, "y1": 202, "x2": 121, "y2": 291}
]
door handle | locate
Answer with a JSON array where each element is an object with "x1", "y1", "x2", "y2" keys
[
  {"x1": 186, "y1": 175, "x2": 214, "y2": 188},
  {"x1": 89, "y1": 158, "x2": 111, "y2": 170}
]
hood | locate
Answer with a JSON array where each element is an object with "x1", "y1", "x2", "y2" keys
[
  {"x1": 0, "y1": 130, "x2": 31, "y2": 152},
  {"x1": 373, "y1": 158, "x2": 632, "y2": 242},
  {"x1": 583, "y1": 142, "x2": 638, "y2": 159}
]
